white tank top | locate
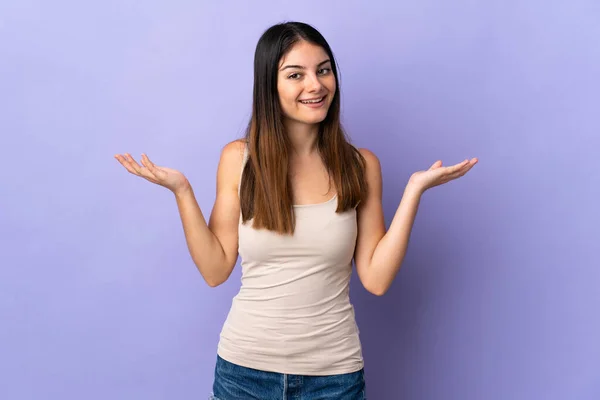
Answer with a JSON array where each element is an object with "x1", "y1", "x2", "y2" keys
[{"x1": 216, "y1": 145, "x2": 364, "y2": 375}]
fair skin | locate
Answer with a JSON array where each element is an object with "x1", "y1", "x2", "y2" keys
[
  {"x1": 277, "y1": 40, "x2": 337, "y2": 204},
  {"x1": 114, "y1": 40, "x2": 477, "y2": 294}
]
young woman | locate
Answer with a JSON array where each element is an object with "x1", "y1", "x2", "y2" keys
[{"x1": 115, "y1": 21, "x2": 477, "y2": 400}]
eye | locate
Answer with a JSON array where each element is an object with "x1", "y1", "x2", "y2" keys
[
  {"x1": 318, "y1": 68, "x2": 331, "y2": 75},
  {"x1": 287, "y1": 72, "x2": 302, "y2": 80}
]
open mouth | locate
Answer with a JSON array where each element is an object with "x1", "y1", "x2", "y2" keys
[{"x1": 299, "y1": 97, "x2": 325, "y2": 104}]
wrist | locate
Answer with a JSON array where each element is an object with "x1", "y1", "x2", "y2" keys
[
  {"x1": 173, "y1": 180, "x2": 192, "y2": 198},
  {"x1": 405, "y1": 181, "x2": 425, "y2": 197}
]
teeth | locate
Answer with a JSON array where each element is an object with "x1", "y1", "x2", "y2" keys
[{"x1": 300, "y1": 97, "x2": 323, "y2": 104}]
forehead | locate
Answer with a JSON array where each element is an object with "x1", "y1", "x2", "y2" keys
[{"x1": 279, "y1": 41, "x2": 329, "y2": 67}]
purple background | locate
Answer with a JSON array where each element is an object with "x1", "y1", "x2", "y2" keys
[{"x1": 1, "y1": 1, "x2": 599, "y2": 399}]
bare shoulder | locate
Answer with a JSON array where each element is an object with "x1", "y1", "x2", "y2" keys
[
  {"x1": 356, "y1": 148, "x2": 383, "y2": 204},
  {"x1": 217, "y1": 139, "x2": 247, "y2": 191},
  {"x1": 221, "y1": 139, "x2": 247, "y2": 164},
  {"x1": 358, "y1": 148, "x2": 382, "y2": 176}
]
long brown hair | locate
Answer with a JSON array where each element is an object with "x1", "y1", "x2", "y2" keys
[{"x1": 240, "y1": 22, "x2": 368, "y2": 235}]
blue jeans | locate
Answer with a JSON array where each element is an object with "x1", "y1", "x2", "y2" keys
[{"x1": 211, "y1": 355, "x2": 366, "y2": 400}]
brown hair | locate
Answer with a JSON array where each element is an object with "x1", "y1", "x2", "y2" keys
[{"x1": 239, "y1": 22, "x2": 368, "y2": 235}]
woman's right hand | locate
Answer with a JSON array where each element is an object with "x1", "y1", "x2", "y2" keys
[{"x1": 114, "y1": 153, "x2": 190, "y2": 194}]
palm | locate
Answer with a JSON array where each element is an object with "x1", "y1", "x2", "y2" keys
[
  {"x1": 114, "y1": 153, "x2": 188, "y2": 193},
  {"x1": 409, "y1": 158, "x2": 478, "y2": 192}
]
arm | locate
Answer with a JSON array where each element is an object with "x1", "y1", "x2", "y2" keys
[
  {"x1": 115, "y1": 140, "x2": 245, "y2": 287},
  {"x1": 353, "y1": 148, "x2": 417, "y2": 296},
  {"x1": 175, "y1": 140, "x2": 245, "y2": 287},
  {"x1": 353, "y1": 148, "x2": 476, "y2": 296}
]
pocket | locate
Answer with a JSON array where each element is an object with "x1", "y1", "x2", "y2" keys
[
  {"x1": 361, "y1": 369, "x2": 367, "y2": 399},
  {"x1": 213, "y1": 356, "x2": 274, "y2": 399}
]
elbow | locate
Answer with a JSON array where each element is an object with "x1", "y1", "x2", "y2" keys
[
  {"x1": 193, "y1": 257, "x2": 230, "y2": 288},
  {"x1": 202, "y1": 270, "x2": 228, "y2": 287},
  {"x1": 361, "y1": 261, "x2": 403, "y2": 296},
  {"x1": 363, "y1": 278, "x2": 390, "y2": 296},
  {"x1": 196, "y1": 265, "x2": 227, "y2": 288},
  {"x1": 368, "y1": 285, "x2": 389, "y2": 296},
  {"x1": 205, "y1": 278, "x2": 223, "y2": 288}
]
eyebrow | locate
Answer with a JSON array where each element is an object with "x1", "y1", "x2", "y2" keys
[{"x1": 280, "y1": 59, "x2": 331, "y2": 71}]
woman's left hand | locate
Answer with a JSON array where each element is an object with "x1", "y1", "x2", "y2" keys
[{"x1": 408, "y1": 158, "x2": 478, "y2": 194}]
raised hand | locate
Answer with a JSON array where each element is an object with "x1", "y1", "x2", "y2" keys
[
  {"x1": 408, "y1": 158, "x2": 478, "y2": 194},
  {"x1": 114, "y1": 153, "x2": 190, "y2": 194}
]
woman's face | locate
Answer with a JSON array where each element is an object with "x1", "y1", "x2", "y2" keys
[{"x1": 277, "y1": 41, "x2": 336, "y2": 127}]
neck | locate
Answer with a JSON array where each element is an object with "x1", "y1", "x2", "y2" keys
[{"x1": 284, "y1": 119, "x2": 320, "y2": 156}]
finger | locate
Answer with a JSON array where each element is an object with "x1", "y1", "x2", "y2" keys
[
  {"x1": 458, "y1": 158, "x2": 478, "y2": 174},
  {"x1": 124, "y1": 154, "x2": 144, "y2": 174},
  {"x1": 463, "y1": 158, "x2": 478, "y2": 167},
  {"x1": 449, "y1": 159, "x2": 476, "y2": 179},
  {"x1": 457, "y1": 159, "x2": 471, "y2": 169},
  {"x1": 141, "y1": 153, "x2": 156, "y2": 168},
  {"x1": 444, "y1": 160, "x2": 467, "y2": 175},
  {"x1": 124, "y1": 154, "x2": 160, "y2": 181},
  {"x1": 115, "y1": 154, "x2": 141, "y2": 176},
  {"x1": 141, "y1": 154, "x2": 166, "y2": 180},
  {"x1": 429, "y1": 160, "x2": 443, "y2": 170},
  {"x1": 140, "y1": 153, "x2": 152, "y2": 170},
  {"x1": 126, "y1": 154, "x2": 156, "y2": 180},
  {"x1": 141, "y1": 154, "x2": 160, "y2": 174},
  {"x1": 464, "y1": 160, "x2": 477, "y2": 171}
]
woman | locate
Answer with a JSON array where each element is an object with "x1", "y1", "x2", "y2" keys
[{"x1": 115, "y1": 21, "x2": 477, "y2": 400}]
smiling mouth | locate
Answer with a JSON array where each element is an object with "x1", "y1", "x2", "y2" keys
[{"x1": 299, "y1": 97, "x2": 325, "y2": 104}]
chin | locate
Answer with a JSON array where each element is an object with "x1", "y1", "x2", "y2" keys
[
  {"x1": 306, "y1": 112, "x2": 328, "y2": 123},
  {"x1": 302, "y1": 109, "x2": 330, "y2": 124},
  {"x1": 297, "y1": 116, "x2": 327, "y2": 126}
]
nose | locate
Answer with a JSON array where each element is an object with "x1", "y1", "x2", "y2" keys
[{"x1": 305, "y1": 72, "x2": 324, "y2": 93}]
